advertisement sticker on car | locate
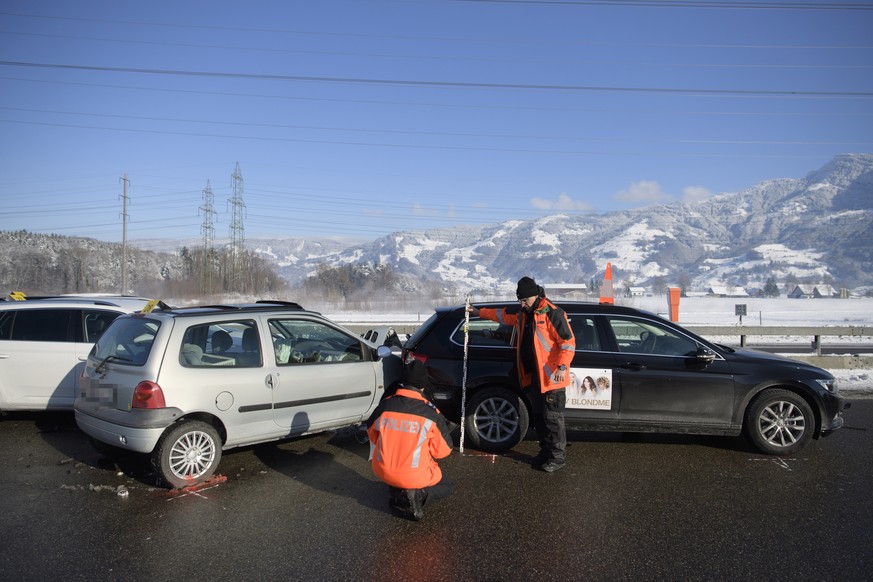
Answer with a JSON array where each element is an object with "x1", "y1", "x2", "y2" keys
[{"x1": 566, "y1": 368, "x2": 613, "y2": 410}]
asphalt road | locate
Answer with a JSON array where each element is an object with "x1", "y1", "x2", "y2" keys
[{"x1": 1, "y1": 399, "x2": 871, "y2": 582}]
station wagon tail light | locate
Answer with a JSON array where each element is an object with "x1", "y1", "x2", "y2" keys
[
  {"x1": 132, "y1": 381, "x2": 166, "y2": 409},
  {"x1": 404, "y1": 351, "x2": 427, "y2": 365}
]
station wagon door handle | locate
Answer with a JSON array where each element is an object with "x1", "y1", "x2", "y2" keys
[
  {"x1": 265, "y1": 373, "x2": 278, "y2": 389},
  {"x1": 621, "y1": 362, "x2": 647, "y2": 371}
]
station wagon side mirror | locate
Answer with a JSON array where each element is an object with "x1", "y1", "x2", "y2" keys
[
  {"x1": 376, "y1": 345, "x2": 393, "y2": 359},
  {"x1": 695, "y1": 347, "x2": 716, "y2": 365}
]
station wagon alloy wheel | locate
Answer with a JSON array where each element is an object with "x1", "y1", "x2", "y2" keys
[
  {"x1": 475, "y1": 398, "x2": 517, "y2": 442},
  {"x1": 745, "y1": 388, "x2": 814, "y2": 455},
  {"x1": 465, "y1": 387, "x2": 529, "y2": 452},
  {"x1": 760, "y1": 401, "x2": 805, "y2": 445}
]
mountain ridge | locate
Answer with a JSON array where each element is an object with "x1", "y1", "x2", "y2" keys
[
  {"x1": 2, "y1": 154, "x2": 870, "y2": 296},
  {"x1": 251, "y1": 153, "x2": 873, "y2": 293}
]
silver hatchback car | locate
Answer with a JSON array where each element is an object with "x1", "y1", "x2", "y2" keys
[{"x1": 75, "y1": 300, "x2": 394, "y2": 488}]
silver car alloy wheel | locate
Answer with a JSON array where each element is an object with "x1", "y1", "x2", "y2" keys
[{"x1": 168, "y1": 429, "x2": 217, "y2": 481}]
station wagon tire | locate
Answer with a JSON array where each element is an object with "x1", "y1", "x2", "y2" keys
[
  {"x1": 744, "y1": 388, "x2": 814, "y2": 455},
  {"x1": 153, "y1": 420, "x2": 222, "y2": 489},
  {"x1": 464, "y1": 387, "x2": 529, "y2": 453}
]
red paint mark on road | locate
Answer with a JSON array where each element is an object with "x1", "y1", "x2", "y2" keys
[{"x1": 165, "y1": 474, "x2": 227, "y2": 497}]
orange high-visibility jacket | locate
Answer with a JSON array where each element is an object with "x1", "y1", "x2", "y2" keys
[
  {"x1": 367, "y1": 388, "x2": 453, "y2": 490},
  {"x1": 479, "y1": 298, "x2": 576, "y2": 393}
]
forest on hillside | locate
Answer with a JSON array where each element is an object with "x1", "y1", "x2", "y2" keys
[{"x1": 0, "y1": 230, "x2": 444, "y2": 308}]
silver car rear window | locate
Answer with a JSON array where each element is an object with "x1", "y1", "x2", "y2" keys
[{"x1": 92, "y1": 317, "x2": 161, "y2": 366}]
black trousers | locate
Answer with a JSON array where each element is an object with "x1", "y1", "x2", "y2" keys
[
  {"x1": 389, "y1": 474, "x2": 452, "y2": 505},
  {"x1": 526, "y1": 384, "x2": 567, "y2": 463}
]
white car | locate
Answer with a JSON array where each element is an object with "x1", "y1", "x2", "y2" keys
[
  {"x1": 0, "y1": 295, "x2": 152, "y2": 411},
  {"x1": 75, "y1": 300, "x2": 397, "y2": 488}
]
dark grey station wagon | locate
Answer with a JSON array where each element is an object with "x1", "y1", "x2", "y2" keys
[{"x1": 402, "y1": 302, "x2": 848, "y2": 455}]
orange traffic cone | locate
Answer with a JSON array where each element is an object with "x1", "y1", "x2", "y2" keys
[{"x1": 599, "y1": 262, "x2": 614, "y2": 305}]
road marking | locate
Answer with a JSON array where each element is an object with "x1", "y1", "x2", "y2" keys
[
  {"x1": 749, "y1": 457, "x2": 806, "y2": 471},
  {"x1": 166, "y1": 483, "x2": 222, "y2": 501}
]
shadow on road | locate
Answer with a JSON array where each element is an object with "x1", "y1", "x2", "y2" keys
[
  {"x1": 15, "y1": 411, "x2": 161, "y2": 487},
  {"x1": 254, "y1": 431, "x2": 388, "y2": 513},
  {"x1": 564, "y1": 428, "x2": 760, "y2": 454}
]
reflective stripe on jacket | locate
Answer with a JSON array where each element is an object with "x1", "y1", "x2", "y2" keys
[
  {"x1": 366, "y1": 388, "x2": 453, "y2": 489},
  {"x1": 479, "y1": 298, "x2": 575, "y2": 393}
]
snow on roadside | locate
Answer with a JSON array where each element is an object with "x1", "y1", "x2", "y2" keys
[{"x1": 831, "y1": 369, "x2": 872, "y2": 397}]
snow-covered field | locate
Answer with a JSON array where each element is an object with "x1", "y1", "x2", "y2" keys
[{"x1": 326, "y1": 296, "x2": 873, "y2": 396}]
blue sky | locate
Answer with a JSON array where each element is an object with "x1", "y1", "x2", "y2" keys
[{"x1": 1, "y1": 0, "x2": 871, "y2": 251}]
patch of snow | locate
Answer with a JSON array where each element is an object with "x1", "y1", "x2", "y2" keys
[
  {"x1": 531, "y1": 228, "x2": 560, "y2": 248},
  {"x1": 590, "y1": 220, "x2": 674, "y2": 273}
]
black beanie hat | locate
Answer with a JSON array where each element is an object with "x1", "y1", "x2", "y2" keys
[
  {"x1": 516, "y1": 276, "x2": 540, "y2": 299},
  {"x1": 403, "y1": 360, "x2": 429, "y2": 389}
]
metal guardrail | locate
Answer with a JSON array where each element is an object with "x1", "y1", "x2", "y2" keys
[
  {"x1": 684, "y1": 326, "x2": 873, "y2": 354},
  {"x1": 684, "y1": 325, "x2": 873, "y2": 369},
  {"x1": 347, "y1": 322, "x2": 873, "y2": 369}
]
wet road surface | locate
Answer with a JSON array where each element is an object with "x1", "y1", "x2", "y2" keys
[{"x1": 1, "y1": 400, "x2": 871, "y2": 581}]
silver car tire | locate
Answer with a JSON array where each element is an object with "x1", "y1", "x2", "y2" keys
[
  {"x1": 745, "y1": 388, "x2": 814, "y2": 455},
  {"x1": 153, "y1": 420, "x2": 222, "y2": 489}
]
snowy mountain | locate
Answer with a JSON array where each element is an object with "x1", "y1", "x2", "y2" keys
[
  {"x1": 253, "y1": 153, "x2": 873, "y2": 293},
  {"x1": 3, "y1": 154, "x2": 870, "y2": 297}
]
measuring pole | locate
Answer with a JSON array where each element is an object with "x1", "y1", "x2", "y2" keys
[{"x1": 459, "y1": 293, "x2": 470, "y2": 453}]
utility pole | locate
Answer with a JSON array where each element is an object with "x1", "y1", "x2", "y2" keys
[
  {"x1": 227, "y1": 162, "x2": 246, "y2": 291},
  {"x1": 120, "y1": 174, "x2": 129, "y2": 294},
  {"x1": 199, "y1": 180, "x2": 216, "y2": 295}
]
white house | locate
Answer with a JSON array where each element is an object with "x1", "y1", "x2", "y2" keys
[
  {"x1": 707, "y1": 286, "x2": 749, "y2": 298},
  {"x1": 543, "y1": 283, "x2": 589, "y2": 297},
  {"x1": 788, "y1": 284, "x2": 837, "y2": 299}
]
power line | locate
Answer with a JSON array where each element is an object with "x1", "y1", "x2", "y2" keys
[
  {"x1": 2, "y1": 61, "x2": 872, "y2": 97},
  {"x1": 4, "y1": 28, "x2": 873, "y2": 58},
  {"x1": 5, "y1": 76, "x2": 871, "y2": 118},
  {"x1": 3, "y1": 106, "x2": 869, "y2": 146},
  {"x1": 2, "y1": 118, "x2": 867, "y2": 157},
  {"x1": 454, "y1": 0, "x2": 873, "y2": 10}
]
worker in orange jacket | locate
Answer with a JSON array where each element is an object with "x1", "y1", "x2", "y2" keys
[
  {"x1": 470, "y1": 276, "x2": 576, "y2": 472},
  {"x1": 367, "y1": 360, "x2": 454, "y2": 521}
]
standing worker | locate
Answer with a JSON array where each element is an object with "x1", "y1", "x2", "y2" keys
[
  {"x1": 469, "y1": 276, "x2": 576, "y2": 472},
  {"x1": 367, "y1": 360, "x2": 454, "y2": 521}
]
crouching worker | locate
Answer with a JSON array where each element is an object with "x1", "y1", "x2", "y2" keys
[{"x1": 367, "y1": 360, "x2": 453, "y2": 521}]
